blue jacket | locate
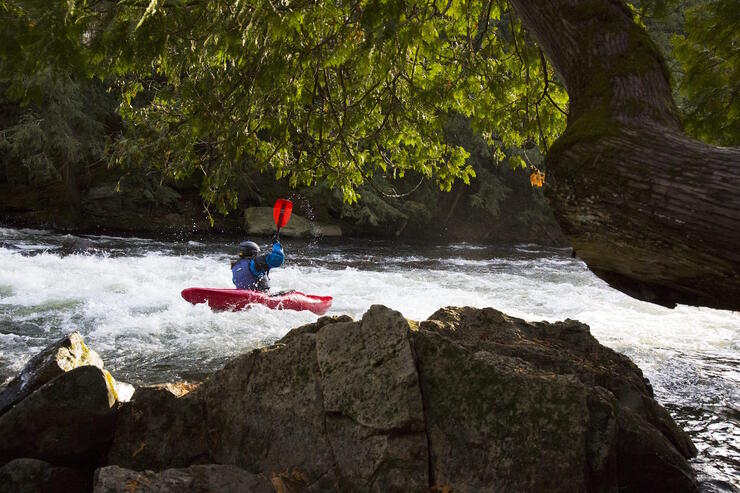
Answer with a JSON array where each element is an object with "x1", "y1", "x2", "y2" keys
[{"x1": 232, "y1": 243, "x2": 285, "y2": 291}]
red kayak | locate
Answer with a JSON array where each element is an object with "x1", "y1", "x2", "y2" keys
[{"x1": 181, "y1": 287, "x2": 332, "y2": 316}]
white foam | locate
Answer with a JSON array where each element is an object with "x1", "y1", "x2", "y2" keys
[
  {"x1": 1, "y1": 231, "x2": 738, "y2": 485},
  {"x1": 0, "y1": 235, "x2": 736, "y2": 405}
]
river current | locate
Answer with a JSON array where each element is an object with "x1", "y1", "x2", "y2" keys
[{"x1": 0, "y1": 226, "x2": 737, "y2": 490}]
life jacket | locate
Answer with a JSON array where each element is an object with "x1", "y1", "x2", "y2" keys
[
  {"x1": 231, "y1": 257, "x2": 270, "y2": 291},
  {"x1": 231, "y1": 243, "x2": 284, "y2": 291}
]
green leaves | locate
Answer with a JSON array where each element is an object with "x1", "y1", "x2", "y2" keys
[
  {"x1": 3, "y1": 0, "x2": 569, "y2": 211},
  {"x1": 671, "y1": 0, "x2": 740, "y2": 146}
]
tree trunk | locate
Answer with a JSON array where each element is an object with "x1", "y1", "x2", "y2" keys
[{"x1": 508, "y1": 0, "x2": 740, "y2": 311}]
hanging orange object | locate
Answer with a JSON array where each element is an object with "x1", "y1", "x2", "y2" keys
[{"x1": 530, "y1": 169, "x2": 545, "y2": 188}]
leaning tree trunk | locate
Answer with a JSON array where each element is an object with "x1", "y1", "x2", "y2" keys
[{"x1": 509, "y1": 0, "x2": 740, "y2": 311}]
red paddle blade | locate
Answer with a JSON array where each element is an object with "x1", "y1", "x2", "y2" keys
[{"x1": 273, "y1": 199, "x2": 293, "y2": 228}]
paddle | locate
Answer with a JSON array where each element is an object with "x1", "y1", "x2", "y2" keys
[{"x1": 272, "y1": 199, "x2": 293, "y2": 242}]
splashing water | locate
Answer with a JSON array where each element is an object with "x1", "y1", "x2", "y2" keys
[{"x1": 0, "y1": 227, "x2": 737, "y2": 490}]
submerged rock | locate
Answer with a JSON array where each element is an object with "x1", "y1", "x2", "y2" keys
[
  {"x1": 61, "y1": 235, "x2": 94, "y2": 254},
  {"x1": 105, "y1": 305, "x2": 698, "y2": 492}
]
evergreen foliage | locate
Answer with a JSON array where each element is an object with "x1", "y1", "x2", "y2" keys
[
  {"x1": 1, "y1": 0, "x2": 567, "y2": 214},
  {"x1": 671, "y1": 0, "x2": 739, "y2": 146},
  {"x1": 0, "y1": 0, "x2": 736, "y2": 216},
  {"x1": 0, "y1": 71, "x2": 115, "y2": 204}
]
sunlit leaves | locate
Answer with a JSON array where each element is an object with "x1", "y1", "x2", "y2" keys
[{"x1": 2, "y1": 0, "x2": 569, "y2": 211}]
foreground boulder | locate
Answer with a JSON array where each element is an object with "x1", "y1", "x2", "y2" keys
[
  {"x1": 0, "y1": 331, "x2": 104, "y2": 415},
  {"x1": 414, "y1": 307, "x2": 697, "y2": 492},
  {"x1": 0, "y1": 365, "x2": 118, "y2": 467},
  {"x1": 107, "y1": 305, "x2": 698, "y2": 492}
]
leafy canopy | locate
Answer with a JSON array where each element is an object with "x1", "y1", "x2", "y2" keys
[
  {"x1": 671, "y1": 0, "x2": 740, "y2": 146},
  {"x1": 2, "y1": 0, "x2": 568, "y2": 211}
]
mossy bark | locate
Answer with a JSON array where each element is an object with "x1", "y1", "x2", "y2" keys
[{"x1": 509, "y1": 0, "x2": 740, "y2": 310}]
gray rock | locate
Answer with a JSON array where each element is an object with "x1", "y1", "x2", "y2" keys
[
  {"x1": 414, "y1": 319, "x2": 593, "y2": 492},
  {"x1": 61, "y1": 235, "x2": 94, "y2": 254},
  {"x1": 105, "y1": 306, "x2": 698, "y2": 492},
  {"x1": 0, "y1": 365, "x2": 118, "y2": 467},
  {"x1": 92, "y1": 464, "x2": 273, "y2": 493},
  {"x1": 0, "y1": 331, "x2": 104, "y2": 416},
  {"x1": 0, "y1": 458, "x2": 89, "y2": 493},
  {"x1": 85, "y1": 186, "x2": 120, "y2": 201},
  {"x1": 414, "y1": 306, "x2": 698, "y2": 492},
  {"x1": 315, "y1": 306, "x2": 427, "y2": 491},
  {"x1": 107, "y1": 387, "x2": 208, "y2": 470},
  {"x1": 244, "y1": 207, "x2": 341, "y2": 238},
  {"x1": 186, "y1": 329, "x2": 338, "y2": 489}
]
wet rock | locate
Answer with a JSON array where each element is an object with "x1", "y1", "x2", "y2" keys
[
  {"x1": 0, "y1": 365, "x2": 118, "y2": 467},
  {"x1": 0, "y1": 331, "x2": 104, "y2": 416},
  {"x1": 0, "y1": 458, "x2": 89, "y2": 493},
  {"x1": 145, "y1": 381, "x2": 200, "y2": 398},
  {"x1": 61, "y1": 235, "x2": 94, "y2": 254},
  {"x1": 105, "y1": 306, "x2": 697, "y2": 492},
  {"x1": 92, "y1": 464, "x2": 273, "y2": 493},
  {"x1": 244, "y1": 206, "x2": 342, "y2": 238}
]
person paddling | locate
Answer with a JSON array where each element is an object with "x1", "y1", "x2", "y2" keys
[
  {"x1": 231, "y1": 199, "x2": 292, "y2": 292},
  {"x1": 231, "y1": 240, "x2": 284, "y2": 292}
]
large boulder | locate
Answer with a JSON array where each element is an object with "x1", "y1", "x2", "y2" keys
[
  {"x1": 244, "y1": 207, "x2": 342, "y2": 238},
  {"x1": 0, "y1": 331, "x2": 104, "y2": 416},
  {"x1": 413, "y1": 307, "x2": 697, "y2": 492},
  {"x1": 0, "y1": 365, "x2": 118, "y2": 467},
  {"x1": 106, "y1": 305, "x2": 698, "y2": 492},
  {"x1": 92, "y1": 464, "x2": 273, "y2": 493},
  {"x1": 110, "y1": 311, "x2": 428, "y2": 491}
]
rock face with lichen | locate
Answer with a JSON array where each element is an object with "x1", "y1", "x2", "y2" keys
[
  {"x1": 414, "y1": 307, "x2": 697, "y2": 492},
  {"x1": 0, "y1": 306, "x2": 698, "y2": 492},
  {"x1": 0, "y1": 332, "x2": 125, "y2": 472},
  {"x1": 105, "y1": 305, "x2": 697, "y2": 492}
]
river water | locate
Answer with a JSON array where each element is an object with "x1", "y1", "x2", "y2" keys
[{"x1": 0, "y1": 226, "x2": 737, "y2": 490}]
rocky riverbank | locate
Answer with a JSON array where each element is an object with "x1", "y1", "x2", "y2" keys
[{"x1": 0, "y1": 306, "x2": 698, "y2": 492}]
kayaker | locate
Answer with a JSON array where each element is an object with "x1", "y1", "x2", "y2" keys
[{"x1": 231, "y1": 240, "x2": 285, "y2": 291}]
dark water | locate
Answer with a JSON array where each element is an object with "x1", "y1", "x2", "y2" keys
[{"x1": 0, "y1": 227, "x2": 737, "y2": 490}]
